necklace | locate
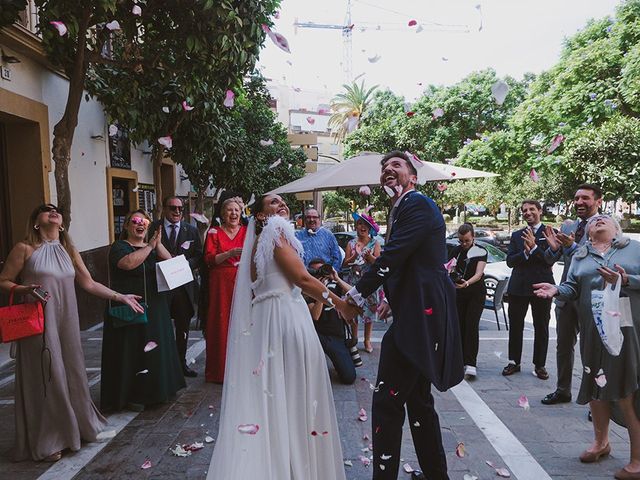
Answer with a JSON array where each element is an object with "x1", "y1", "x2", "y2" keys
[{"x1": 588, "y1": 245, "x2": 617, "y2": 269}]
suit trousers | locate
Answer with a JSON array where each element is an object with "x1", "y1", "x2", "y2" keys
[
  {"x1": 507, "y1": 295, "x2": 552, "y2": 368},
  {"x1": 372, "y1": 326, "x2": 448, "y2": 480},
  {"x1": 455, "y1": 289, "x2": 485, "y2": 367},
  {"x1": 554, "y1": 301, "x2": 580, "y2": 394},
  {"x1": 169, "y1": 287, "x2": 194, "y2": 364}
]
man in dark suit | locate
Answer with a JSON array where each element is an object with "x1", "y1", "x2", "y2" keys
[
  {"x1": 346, "y1": 151, "x2": 463, "y2": 480},
  {"x1": 542, "y1": 184, "x2": 602, "y2": 405},
  {"x1": 503, "y1": 200, "x2": 559, "y2": 380},
  {"x1": 152, "y1": 196, "x2": 203, "y2": 377}
]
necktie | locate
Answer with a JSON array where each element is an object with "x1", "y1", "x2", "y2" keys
[
  {"x1": 169, "y1": 224, "x2": 177, "y2": 251},
  {"x1": 574, "y1": 219, "x2": 587, "y2": 244},
  {"x1": 385, "y1": 206, "x2": 397, "y2": 243}
]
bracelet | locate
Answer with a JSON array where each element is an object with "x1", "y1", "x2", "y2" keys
[{"x1": 111, "y1": 292, "x2": 119, "y2": 302}]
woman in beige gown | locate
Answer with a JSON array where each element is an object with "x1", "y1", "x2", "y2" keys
[{"x1": 0, "y1": 204, "x2": 142, "y2": 461}]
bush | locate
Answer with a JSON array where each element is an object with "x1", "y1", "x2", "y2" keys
[{"x1": 442, "y1": 214, "x2": 452, "y2": 222}]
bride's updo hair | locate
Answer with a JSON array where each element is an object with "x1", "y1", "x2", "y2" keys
[{"x1": 251, "y1": 195, "x2": 270, "y2": 234}]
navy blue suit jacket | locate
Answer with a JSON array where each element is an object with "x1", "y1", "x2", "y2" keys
[
  {"x1": 355, "y1": 191, "x2": 463, "y2": 392},
  {"x1": 506, "y1": 224, "x2": 557, "y2": 296}
]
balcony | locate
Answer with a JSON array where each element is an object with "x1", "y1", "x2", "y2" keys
[{"x1": 15, "y1": 1, "x2": 39, "y2": 36}]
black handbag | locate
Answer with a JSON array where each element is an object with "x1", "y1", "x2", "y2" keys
[{"x1": 107, "y1": 253, "x2": 149, "y2": 328}]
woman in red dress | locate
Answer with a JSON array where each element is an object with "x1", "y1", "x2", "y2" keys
[{"x1": 204, "y1": 197, "x2": 247, "y2": 383}]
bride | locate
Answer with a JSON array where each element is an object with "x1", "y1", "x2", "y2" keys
[{"x1": 206, "y1": 194, "x2": 354, "y2": 480}]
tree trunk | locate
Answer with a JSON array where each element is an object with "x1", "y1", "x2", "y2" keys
[
  {"x1": 195, "y1": 187, "x2": 206, "y2": 213},
  {"x1": 151, "y1": 145, "x2": 164, "y2": 220},
  {"x1": 50, "y1": 8, "x2": 92, "y2": 229}
]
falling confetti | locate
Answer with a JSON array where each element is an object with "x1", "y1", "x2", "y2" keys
[
  {"x1": 204, "y1": 436, "x2": 214, "y2": 443},
  {"x1": 584, "y1": 366, "x2": 591, "y2": 374},
  {"x1": 529, "y1": 168, "x2": 540, "y2": 182},
  {"x1": 517, "y1": 394, "x2": 530, "y2": 411},
  {"x1": 132, "y1": 5, "x2": 142, "y2": 16},
  {"x1": 437, "y1": 183, "x2": 448, "y2": 192},
  {"x1": 444, "y1": 257, "x2": 457, "y2": 273},
  {"x1": 406, "y1": 111, "x2": 416, "y2": 117},
  {"x1": 406, "y1": 151, "x2": 424, "y2": 169},
  {"x1": 413, "y1": 421, "x2": 420, "y2": 427},
  {"x1": 456, "y1": 442, "x2": 466, "y2": 458},
  {"x1": 237, "y1": 424, "x2": 260, "y2": 435},
  {"x1": 261, "y1": 24, "x2": 291, "y2": 53},
  {"x1": 432, "y1": 107, "x2": 445, "y2": 119},
  {"x1": 180, "y1": 240, "x2": 193, "y2": 250},
  {"x1": 105, "y1": 20, "x2": 121, "y2": 31},
  {"x1": 306, "y1": 116, "x2": 315, "y2": 125},
  {"x1": 424, "y1": 308, "x2": 433, "y2": 315},
  {"x1": 494, "y1": 351, "x2": 503, "y2": 358},
  {"x1": 359, "y1": 456, "x2": 371, "y2": 467},
  {"x1": 408, "y1": 19, "x2": 418, "y2": 27},
  {"x1": 190, "y1": 212, "x2": 209, "y2": 224},
  {"x1": 359, "y1": 186, "x2": 371, "y2": 196},
  {"x1": 141, "y1": 459, "x2": 152, "y2": 469},
  {"x1": 358, "y1": 408, "x2": 368, "y2": 422},
  {"x1": 415, "y1": 25, "x2": 424, "y2": 33},
  {"x1": 223, "y1": 90, "x2": 235, "y2": 108},
  {"x1": 595, "y1": 369, "x2": 607, "y2": 387},
  {"x1": 344, "y1": 460, "x2": 353, "y2": 467},
  {"x1": 182, "y1": 100, "x2": 194, "y2": 111},
  {"x1": 464, "y1": 475, "x2": 479, "y2": 480},
  {"x1": 136, "y1": 369, "x2": 149, "y2": 375},
  {"x1": 170, "y1": 445, "x2": 192, "y2": 457},
  {"x1": 158, "y1": 136, "x2": 172, "y2": 149},
  {"x1": 496, "y1": 468, "x2": 511, "y2": 478},
  {"x1": 403, "y1": 463, "x2": 415, "y2": 473},
  {"x1": 108, "y1": 124, "x2": 118, "y2": 137},
  {"x1": 368, "y1": 54, "x2": 381, "y2": 63},
  {"x1": 162, "y1": 106, "x2": 170, "y2": 113},
  {"x1": 547, "y1": 134, "x2": 565, "y2": 153},
  {"x1": 441, "y1": 56, "x2": 449, "y2": 62},
  {"x1": 259, "y1": 139, "x2": 274, "y2": 147},
  {"x1": 269, "y1": 158, "x2": 282, "y2": 169},
  {"x1": 50, "y1": 21, "x2": 68, "y2": 36},
  {"x1": 183, "y1": 442, "x2": 204, "y2": 452},
  {"x1": 144, "y1": 341, "x2": 158, "y2": 352},
  {"x1": 491, "y1": 80, "x2": 510, "y2": 105},
  {"x1": 383, "y1": 185, "x2": 395, "y2": 197},
  {"x1": 252, "y1": 359, "x2": 265, "y2": 376}
]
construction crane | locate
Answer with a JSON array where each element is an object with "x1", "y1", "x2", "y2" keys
[{"x1": 294, "y1": 0, "x2": 354, "y2": 82}]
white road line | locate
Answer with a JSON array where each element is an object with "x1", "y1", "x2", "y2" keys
[
  {"x1": 451, "y1": 380, "x2": 552, "y2": 480},
  {"x1": 37, "y1": 339, "x2": 207, "y2": 480}
]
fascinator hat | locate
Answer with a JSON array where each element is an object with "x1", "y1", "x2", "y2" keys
[{"x1": 352, "y1": 208, "x2": 380, "y2": 238}]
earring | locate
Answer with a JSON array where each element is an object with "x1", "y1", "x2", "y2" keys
[
  {"x1": 34, "y1": 224, "x2": 40, "y2": 230},
  {"x1": 59, "y1": 226, "x2": 65, "y2": 232}
]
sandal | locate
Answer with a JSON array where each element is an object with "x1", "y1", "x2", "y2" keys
[
  {"x1": 364, "y1": 342, "x2": 373, "y2": 353},
  {"x1": 43, "y1": 451, "x2": 62, "y2": 462}
]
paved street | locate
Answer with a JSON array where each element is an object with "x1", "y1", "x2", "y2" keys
[{"x1": 0, "y1": 306, "x2": 632, "y2": 480}]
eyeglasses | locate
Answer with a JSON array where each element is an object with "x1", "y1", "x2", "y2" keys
[
  {"x1": 166, "y1": 205, "x2": 183, "y2": 212},
  {"x1": 38, "y1": 205, "x2": 63, "y2": 215},
  {"x1": 130, "y1": 216, "x2": 150, "y2": 227}
]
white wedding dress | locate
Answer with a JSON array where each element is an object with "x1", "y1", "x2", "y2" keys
[{"x1": 207, "y1": 216, "x2": 346, "y2": 480}]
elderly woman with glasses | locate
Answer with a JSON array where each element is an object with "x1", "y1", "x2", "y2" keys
[
  {"x1": 100, "y1": 210, "x2": 185, "y2": 413},
  {"x1": 203, "y1": 196, "x2": 248, "y2": 383},
  {"x1": 0, "y1": 204, "x2": 143, "y2": 462},
  {"x1": 535, "y1": 215, "x2": 640, "y2": 480}
]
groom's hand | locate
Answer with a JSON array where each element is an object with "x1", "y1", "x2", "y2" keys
[{"x1": 377, "y1": 301, "x2": 391, "y2": 321}]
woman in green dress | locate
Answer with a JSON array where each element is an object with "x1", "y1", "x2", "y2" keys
[{"x1": 101, "y1": 210, "x2": 186, "y2": 412}]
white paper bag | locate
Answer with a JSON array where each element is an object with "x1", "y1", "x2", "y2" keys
[
  {"x1": 156, "y1": 255, "x2": 194, "y2": 292},
  {"x1": 591, "y1": 279, "x2": 625, "y2": 356}
]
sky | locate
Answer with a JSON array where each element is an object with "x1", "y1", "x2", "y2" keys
[{"x1": 257, "y1": 0, "x2": 622, "y2": 108}]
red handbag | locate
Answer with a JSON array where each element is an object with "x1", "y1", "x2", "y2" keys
[{"x1": 0, "y1": 285, "x2": 45, "y2": 343}]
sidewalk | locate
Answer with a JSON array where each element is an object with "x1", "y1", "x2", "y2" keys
[{"x1": 0, "y1": 309, "x2": 632, "y2": 480}]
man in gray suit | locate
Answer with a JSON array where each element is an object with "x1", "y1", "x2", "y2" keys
[{"x1": 541, "y1": 184, "x2": 602, "y2": 405}]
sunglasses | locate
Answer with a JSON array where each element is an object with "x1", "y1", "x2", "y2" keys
[
  {"x1": 38, "y1": 205, "x2": 63, "y2": 215},
  {"x1": 166, "y1": 205, "x2": 183, "y2": 212},
  {"x1": 130, "y1": 216, "x2": 150, "y2": 227}
]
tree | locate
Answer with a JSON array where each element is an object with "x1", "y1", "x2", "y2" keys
[
  {"x1": 4, "y1": 0, "x2": 278, "y2": 226},
  {"x1": 329, "y1": 81, "x2": 378, "y2": 143}
]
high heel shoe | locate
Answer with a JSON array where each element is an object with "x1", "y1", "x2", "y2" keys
[
  {"x1": 364, "y1": 342, "x2": 373, "y2": 353},
  {"x1": 615, "y1": 467, "x2": 640, "y2": 479},
  {"x1": 579, "y1": 443, "x2": 611, "y2": 463},
  {"x1": 43, "y1": 451, "x2": 62, "y2": 462}
]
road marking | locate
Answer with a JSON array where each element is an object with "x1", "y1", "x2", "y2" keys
[
  {"x1": 451, "y1": 380, "x2": 553, "y2": 480},
  {"x1": 37, "y1": 339, "x2": 207, "y2": 480}
]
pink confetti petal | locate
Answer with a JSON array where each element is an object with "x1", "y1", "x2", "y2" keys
[
  {"x1": 432, "y1": 107, "x2": 444, "y2": 119},
  {"x1": 262, "y1": 25, "x2": 291, "y2": 53},
  {"x1": 595, "y1": 373, "x2": 607, "y2": 387},
  {"x1": 106, "y1": 20, "x2": 121, "y2": 31},
  {"x1": 132, "y1": 5, "x2": 142, "y2": 16},
  {"x1": 182, "y1": 100, "x2": 194, "y2": 111},
  {"x1": 259, "y1": 139, "x2": 274, "y2": 147},
  {"x1": 547, "y1": 134, "x2": 565, "y2": 153},
  {"x1": 529, "y1": 168, "x2": 540, "y2": 182},
  {"x1": 406, "y1": 111, "x2": 415, "y2": 117},
  {"x1": 237, "y1": 424, "x2": 260, "y2": 435},
  {"x1": 144, "y1": 341, "x2": 158, "y2": 352},
  {"x1": 408, "y1": 19, "x2": 418, "y2": 27},
  {"x1": 306, "y1": 116, "x2": 315, "y2": 125},
  {"x1": 190, "y1": 212, "x2": 209, "y2": 224},
  {"x1": 456, "y1": 442, "x2": 466, "y2": 458},
  {"x1": 274, "y1": 11, "x2": 280, "y2": 19},
  {"x1": 180, "y1": 240, "x2": 193, "y2": 250},
  {"x1": 158, "y1": 136, "x2": 172, "y2": 149},
  {"x1": 223, "y1": 90, "x2": 235, "y2": 108},
  {"x1": 496, "y1": 467, "x2": 511, "y2": 478},
  {"x1": 363, "y1": 434, "x2": 370, "y2": 441},
  {"x1": 183, "y1": 442, "x2": 204, "y2": 452},
  {"x1": 444, "y1": 257, "x2": 457, "y2": 273},
  {"x1": 405, "y1": 151, "x2": 424, "y2": 170},
  {"x1": 50, "y1": 21, "x2": 68, "y2": 36},
  {"x1": 389, "y1": 389, "x2": 399, "y2": 396},
  {"x1": 108, "y1": 124, "x2": 118, "y2": 137},
  {"x1": 358, "y1": 408, "x2": 368, "y2": 422},
  {"x1": 517, "y1": 394, "x2": 530, "y2": 411},
  {"x1": 359, "y1": 455, "x2": 371, "y2": 467},
  {"x1": 437, "y1": 183, "x2": 448, "y2": 192},
  {"x1": 252, "y1": 359, "x2": 265, "y2": 376},
  {"x1": 170, "y1": 445, "x2": 191, "y2": 457},
  {"x1": 606, "y1": 310, "x2": 621, "y2": 317},
  {"x1": 424, "y1": 308, "x2": 433, "y2": 316},
  {"x1": 359, "y1": 186, "x2": 371, "y2": 196},
  {"x1": 491, "y1": 80, "x2": 510, "y2": 105},
  {"x1": 141, "y1": 459, "x2": 152, "y2": 469},
  {"x1": 403, "y1": 463, "x2": 414, "y2": 473}
]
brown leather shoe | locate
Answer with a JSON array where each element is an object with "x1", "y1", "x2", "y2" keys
[
  {"x1": 502, "y1": 363, "x2": 521, "y2": 376},
  {"x1": 579, "y1": 444, "x2": 611, "y2": 463},
  {"x1": 535, "y1": 367, "x2": 549, "y2": 380},
  {"x1": 615, "y1": 467, "x2": 640, "y2": 479}
]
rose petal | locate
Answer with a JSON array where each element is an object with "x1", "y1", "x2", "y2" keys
[
  {"x1": 183, "y1": 442, "x2": 204, "y2": 452},
  {"x1": 247, "y1": 193, "x2": 256, "y2": 207},
  {"x1": 444, "y1": 257, "x2": 457, "y2": 273},
  {"x1": 262, "y1": 25, "x2": 291, "y2": 53},
  {"x1": 596, "y1": 374, "x2": 607, "y2": 388},
  {"x1": 158, "y1": 136, "x2": 172, "y2": 149},
  {"x1": 406, "y1": 111, "x2": 415, "y2": 117},
  {"x1": 204, "y1": 436, "x2": 214, "y2": 443},
  {"x1": 408, "y1": 19, "x2": 418, "y2": 27},
  {"x1": 494, "y1": 351, "x2": 502, "y2": 358},
  {"x1": 306, "y1": 116, "x2": 315, "y2": 125},
  {"x1": 144, "y1": 341, "x2": 158, "y2": 352},
  {"x1": 517, "y1": 394, "x2": 530, "y2": 411},
  {"x1": 368, "y1": 54, "x2": 381, "y2": 63},
  {"x1": 260, "y1": 139, "x2": 274, "y2": 147},
  {"x1": 132, "y1": 5, "x2": 142, "y2": 16},
  {"x1": 547, "y1": 134, "x2": 564, "y2": 154},
  {"x1": 432, "y1": 107, "x2": 444, "y2": 119},
  {"x1": 496, "y1": 467, "x2": 511, "y2": 478},
  {"x1": 491, "y1": 80, "x2": 510, "y2": 105},
  {"x1": 359, "y1": 186, "x2": 371, "y2": 196},
  {"x1": 403, "y1": 463, "x2": 414, "y2": 473},
  {"x1": 180, "y1": 240, "x2": 193, "y2": 250},
  {"x1": 182, "y1": 100, "x2": 194, "y2": 111},
  {"x1": 359, "y1": 455, "x2": 371, "y2": 467},
  {"x1": 106, "y1": 20, "x2": 121, "y2": 31},
  {"x1": 383, "y1": 185, "x2": 395, "y2": 197},
  {"x1": 390, "y1": 389, "x2": 399, "y2": 396},
  {"x1": 529, "y1": 168, "x2": 540, "y2": 182},
  {"x1": 223, "y1": 90, "x2": 235, "y2": 108},
  {"x1": 606, "y1": 310, "x2": 622, "y2": 317},
  {"x1": 456, "y1": 442, "x2": 465, "y2": 458},
  {"x1": 424, "y1": 308, "x2": 433, "y2": 315},
  {"x1": 108, "y1": 124, "x2": 118, "y2": 137},
  {"x1": 463, "y1": 475, "x2": 478, "y2": 480},
  {"x1": 358, "y1": 408, "x2": 368, "y2": 422},
  {"x1": 190, "y1": 212, "x2": 209, "y2": 224},
  {"x1": 50, "y1": 21, "x2": 68, "y2": 36},
  {"x1": 252, "y1": 359, "x2": 265, "y2": 376},
  {"x1": 584, "y1": 366, "x2": 591, "y2": 374},
  {"x1": 141, "y1": 459, "x2": 152, "y2": 469},
  {"x1": 344, "y1": 460, "x2": 353, "y2": 467},
  {"x1": 269, "y1": 158, "x2": 282, "y2": 169},
  {"x1": 170, "y1": 444, "x2": 191, "y2": 457},
  {"x1": 413, "y1": 421, "x2": 420, "y2": 427},
  {"x1": 237, "y1": 424, "x2": 260, "y2": 435},
  {"x1": 136, "y1": 369, "x2": 148, "y2": 375},
  {"x1": 437, "y1": 183, "x2": 448, "y2": 192}
]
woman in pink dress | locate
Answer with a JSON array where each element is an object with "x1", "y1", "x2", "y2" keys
[{"x1": 203, "y1": 197, "x2": 247, "y2": 382}]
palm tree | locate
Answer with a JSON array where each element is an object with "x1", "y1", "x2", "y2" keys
[{"x1": 329, "y1": 81, "x2": 378, "y2": 143}]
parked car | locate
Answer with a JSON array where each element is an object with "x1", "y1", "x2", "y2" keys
[
  {"x1": 446, "y1": 228, "x2": 510, "y2": 252},
  {"x1": 446, "y1": 238, "x2": 511, "y2": 295}
]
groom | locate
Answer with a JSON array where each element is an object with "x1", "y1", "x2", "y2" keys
[{"x1": 346, "y1": 151, "x2": 463, "y2": 479}]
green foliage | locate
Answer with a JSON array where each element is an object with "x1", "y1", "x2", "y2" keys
[
  {"x1": 329, "y1": 81, "x2": 378, "y2": 143},
  {"x1": 0, "y1": 0, "x2": 27, "y2": 28}
]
